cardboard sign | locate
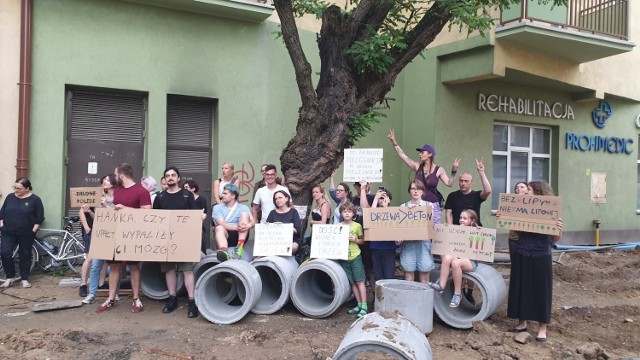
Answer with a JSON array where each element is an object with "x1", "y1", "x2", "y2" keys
[
  {"x1": 363, "y1": 206, "x2": 433, "y2": 241},
  {"x1": 310, "y1": 224, "x2": 349, "y2": 260},
  {"x1": 343, "y1": 148, "x2": 383, "y2": 182},
  {"x1": 496, "y1": 193, "x2": 562, "y2": 235},
  {"x1": 69, "y1": 187, "x2": 103, "y2": 207},
  {"x1": 293, "y1": 205, "x2": 308, "y2": 220},
  {"x1": 432, "y1": 224, "x2": 497, "y2": 262},
  {"x1": 590, "y1": 172, "x2": 606, "y2": 204},
  {"x1": 88, "y1": 208, "x2": 202, "y2": 262},
  {"x1": 253, "y1": 223, "x2": 294, "y2": 256}
]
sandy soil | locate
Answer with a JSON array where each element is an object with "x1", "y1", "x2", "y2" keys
[{"x1": 0, "y1": 248, "x2": 639, "y2": 360}]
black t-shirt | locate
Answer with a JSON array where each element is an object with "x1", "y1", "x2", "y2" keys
[
  {"x1": 194, "y1": 196, "x2": 208, "y2": 214},
  {"x1": 352, "y1": 194, "x2": 375, "y2": 227},
  {"x1": 444, "y1": 190, "x2": 485, "y2": 226},
  {"x1": 153, "y1": 189, "x2": 197, "y2": 210}
]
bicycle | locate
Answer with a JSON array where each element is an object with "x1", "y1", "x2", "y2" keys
[
  {"x1": 35, "y1": 216, "x2": 86, "y2": 274},
  {"x1": 0, "y1": 233, "x2": 38, "y2": 282}
]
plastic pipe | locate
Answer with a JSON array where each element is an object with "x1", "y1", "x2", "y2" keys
[
  {"x1": 250, "y1": 256, "x2": 298, "y2": 315},
  {"x1": 431, "y1": 263, "x2": 507, "y2": 329},
  {"x1": 290, "y1": 259, "x2": 350, "y2": 318},
  {"x1": 374, "y1": 279, "x2": 434, "y2": 334},
  {"x1": 195, "y1": 259, "x2": 262, "y2": 324},
  {"x1": 332, "y1": 312, "x2": 432, "y2": 360},
  {"x1": 140, "y1": 262, "x2": 184, "y2": 300}
]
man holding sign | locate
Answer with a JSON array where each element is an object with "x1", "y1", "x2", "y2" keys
[
  {"x1": 97, "y1": 163, "x2": 151, "y2": 314},
  {"x1": 153, "y1": 167, "x2": 199, "y2": 318}
]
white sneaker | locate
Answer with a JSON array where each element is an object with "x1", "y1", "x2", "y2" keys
[
  {"x1": 115, "y1": 294, "x2": 120, "y2": 302},
  {"x1": 82, "y1": 294, "x2": 95, "y2": 304}
]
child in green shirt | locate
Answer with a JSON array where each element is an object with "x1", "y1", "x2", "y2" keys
[{"x1": 339, "y1": 202, "x2": 367, "y2": 318}]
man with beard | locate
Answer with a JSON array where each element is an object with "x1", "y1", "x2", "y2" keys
[
  {"x1": 97, "y1": 163, "x2": 151, "y2": 313},
  {"x1": 153, "y1": 167, "x2": 199, "y2": 318}
]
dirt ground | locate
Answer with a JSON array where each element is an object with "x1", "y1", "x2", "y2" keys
[{"x1": 1, "y1": 248, "x2": 639, "y2": 360}]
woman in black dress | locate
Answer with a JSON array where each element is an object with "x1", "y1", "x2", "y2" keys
[
  {"x1": 506, "y1": 180, "x2": 563, "y2": 342},
  {"x1": 266, "y1": 190, "x2": 301, "y2": 255},
  {"x1": 0, "y1": 178, "x2": 45, "y2": 288}
]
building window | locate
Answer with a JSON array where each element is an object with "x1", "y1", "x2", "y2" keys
[
  {"x1": 637, "y1": 134, "x2": 640, "y2": 212},
  {"x1": 491, "y1": 123, "x2": 552, "y2": 210}
]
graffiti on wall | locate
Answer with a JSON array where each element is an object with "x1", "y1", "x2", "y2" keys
[{"x1": 233, "y1": 161, "x2": 257, "y2": 204}]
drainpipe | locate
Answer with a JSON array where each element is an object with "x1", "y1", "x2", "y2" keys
[{"x1": 16, "y1": 0, "x2": 32, "y2": 179}]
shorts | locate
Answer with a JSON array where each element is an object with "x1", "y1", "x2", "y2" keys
[
  {"x1": 226, "y1": 230, "x2": 240, "y2": 247},
  {"x1": 82, "y1": 231, "x2": 92, "y2": 254},
  {"x1": 400, "y1": 240, "x2": 434, "y2": 273},
  {"x1": 160, "y1": 262, "x2": 196, "y2": 272},
  {"x1": 340, "y1": 255, "x2": 365, "y2": 285}
]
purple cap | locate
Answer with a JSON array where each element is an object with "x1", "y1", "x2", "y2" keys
[{"x1": 416, "y1": 144, "x2": 436, "y2": 156}]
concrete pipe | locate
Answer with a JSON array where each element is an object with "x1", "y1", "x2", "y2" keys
[
  {"x1": 250, "y1": 256, "x2": 298, "y2": 315},
  {"x1": 431, "y1": 263, "x2": 507, "y2": 329},
  {"x1": 290, "y1": 258, "x2": 350, "y2": 318},
  {"x1": 140, "y1": 262, "x2": 184, "y2": 300},
  {"x1": 195, "y1": 259, "x2": 262, "y2": 324},
  {"x1": 193, "y1": 255, "x2": 221, "y2": 282},
  {"x1": 332, "y1": 311, "x2": 432, "y2": 360},
  {"x1": 374, "y1": 279, "x2": 434, "y2": 334}
]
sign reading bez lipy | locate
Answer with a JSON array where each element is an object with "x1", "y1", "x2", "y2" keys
[
  {"x1": 343, "y1": 148, "x2": 383, "y2": 182},
  {"x1": 88, "y1": 208, "x2": 202, "y2": 262},
  {"x1": 432, "y1": 224, "x2": 497, "y2": 262},
  {"x1": 310, "y1": 224, "x2": 350, "y2": 260},
  {"x1": 496, "y1": 193, "x2": 562, "y2": 236},
  {"x1": 363, "y1": 206, "x2": 433, "y2": 241}
]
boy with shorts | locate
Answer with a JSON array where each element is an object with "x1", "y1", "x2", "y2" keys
[{"x1": 339, "y1": 202, "x2": 368, "y2": 318}]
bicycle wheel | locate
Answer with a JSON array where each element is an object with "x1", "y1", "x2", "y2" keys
[
  {"x1": 37, "y1": 233, "x2": 66, "y2": 271},
  {"x1": 64, "y1": 240, "x2": 85, "y2": 274}
]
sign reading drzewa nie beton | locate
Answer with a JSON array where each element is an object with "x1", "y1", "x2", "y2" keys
[
  {"x1": 69, "y1": 187, "x2": 103, "y2": 207},
  {"x1": 310, "y1": 224, "x2": 350, "y2": 260},
  {"x1": 253, "y1": 223, "x2": 294, "y2": 257},
  {"x1": 88, "y1": 208, "x2": 202, "y2": 262},
  {"x1": 432, "y1": 224, "x2": 497, "y2": 262},
  {"x1": 363, "y1": 206, "x2": 433, "y2": 241},
  {"x1": 496, "y1": 193, "x2": 562, "y2": 236}
]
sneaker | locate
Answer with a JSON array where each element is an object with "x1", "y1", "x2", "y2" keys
[
  {"x1": 115, "y1": 294, "x2": 120, "y2": 302},
  {"x1": 216, "y1": 250, "x2": 230, "y2": 262},
  {"x1": 187, "y1": 299, "x2": 198, "y2": 318},
  {"x1": 347, "y1": 305, "x2": 361, "y2": 315},
  {"x1": 463, "y1": 288, "x2": 477, "y2": 306},
  {"x1": 131, "y1": 298, "x2": 144, "y2": 313},
  {"x1": 79, "y1": 284, "x2": 88, "y2": 297},
  {"x1": 82, "y1": 294, "x2": 95, "y2": 304},
  {"x1": 429, "y1": 282, "x2": 445, "y2": 295},
  {"x1": 357, "y1": 308, "x2": 368, "y2": 318},
  {"x1": 236, "y1": 246, "x2": 244, "y2": 257},
  {"x1": 96, "y1": 298, "x2": 115, "y2": 313},
  {"x1": 162, "y1": 295, "x2": 178, "y2": 313},
  {"x1": 449, "y1": 293, "x2": 462, "y2": 308}
]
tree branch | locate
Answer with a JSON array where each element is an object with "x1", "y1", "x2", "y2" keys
[
  {"x1": 349, "y1": 0, "x2": 396, "y2": 42},
  {"x1": 273, "y1": 0, "x2": 317, "y2": 108}
]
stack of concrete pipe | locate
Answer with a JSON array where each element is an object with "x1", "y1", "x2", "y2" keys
[
  {"x1": 140, "y1": 262, "x2": 185, "y2": 300},
  {"x1": 430, "y1": 263, "x2": 507, "y2": 329},
  {"x1": 374, "y1": 279, "x2": 434, "y2": 334}
]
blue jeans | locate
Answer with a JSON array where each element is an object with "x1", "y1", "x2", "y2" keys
[{"x1": 88, "y1": 258, "x2": 104, "y2": 297}]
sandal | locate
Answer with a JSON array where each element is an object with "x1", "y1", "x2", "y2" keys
[
  {"x1": 1, "y1": 277, "x2": 18, "y2": 289},
  {"x1": 21, "y1": 280, "x2": 31, "y2": 288}
]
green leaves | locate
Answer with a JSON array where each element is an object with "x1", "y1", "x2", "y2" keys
[
  {"x1": 292, "y1": 0, "x2": 330, "y2": 19},
  {"x1": 347, "y1": 30, "x2": 407, "y2": 75},
  {"x1": 347, "y1": 107, "x2": 386, "y2": 146}
]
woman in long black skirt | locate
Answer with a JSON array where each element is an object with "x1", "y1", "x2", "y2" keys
[{"x1": 506, "y1": 181, "x2": 563, "y2": 342}]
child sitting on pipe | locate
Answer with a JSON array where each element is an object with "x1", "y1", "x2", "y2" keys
[
  {"x1": 339, "y1": 202, "x2": 368, "y2": 318},
  {"x1": 429, "y1": 209, "x2": 480, "y2": 308}
]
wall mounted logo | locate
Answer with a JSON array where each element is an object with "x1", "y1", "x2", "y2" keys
[{"x1": 592, "y1": 100, "x2": 612, "y2": 129}]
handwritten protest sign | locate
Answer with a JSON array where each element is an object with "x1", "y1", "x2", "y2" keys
[
  {"x1": 293, "y1": 205, "x2": 307, "y2": 220},
  {"x1": 432, "y1": 224, "x2": 497, "y2": 262},
  {"x1": 69, "y1": 187, "x2": 103, "y2": 207},
  {"x1": 363, "y1": 206, "x2": 433, "y2": 241},
  {"x1": 496, "y1": 193, "x2": 562, "y2": 235},
  {"x1": 310, "y1": 224, "x2": 349, "y2": 260},
  {"x1": 253, "y1": 223, "x2": 294, "y2": 256},
  {"x1": 343, "y1": 148, "x2": 383, "y2": 182},
  {"x1": 88, "y1": 208, "x2": 202, "y2": 262}
]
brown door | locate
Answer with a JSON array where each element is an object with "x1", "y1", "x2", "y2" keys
[{"x1": 65, "y1": 89, "x2": 146, "y2": 221}]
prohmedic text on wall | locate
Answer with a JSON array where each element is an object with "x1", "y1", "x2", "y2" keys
[
  {"x1": 496, "y1": 194, "x2": 562, "y2": 236},
  {"x1": 565, "y1": 133, "x2": 634, "y2": 155},
  {"x1": 88, "y1": 208, "x2": 202, "y2": 262},
  {"x1": 477, "y1": 93, "x2": 574, "y2": 120}
]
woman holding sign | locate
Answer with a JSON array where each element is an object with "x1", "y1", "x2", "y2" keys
[
  {"x1": 388, "y1": 129, "x2": 459, "y2": 224},
  {"x1": 266, "y1": 190, "x2": 301, "y2": 254},
  {"x1": 505, "y1": 181, "x2": 563, "y2": 342}
]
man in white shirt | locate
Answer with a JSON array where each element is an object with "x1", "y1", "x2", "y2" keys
[{"x1": 252, "y1": 164, "x2": 290, "y2": 224}]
